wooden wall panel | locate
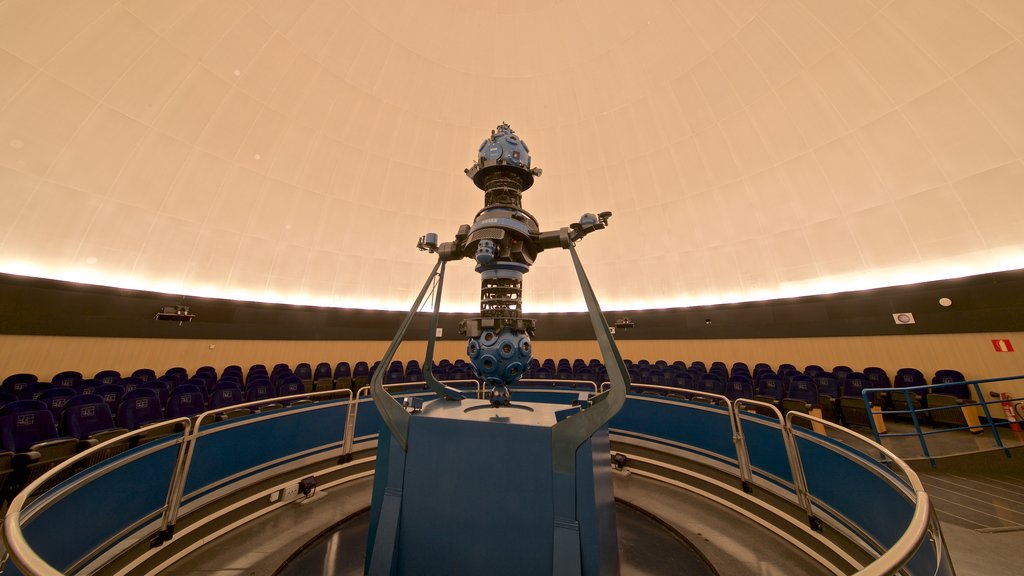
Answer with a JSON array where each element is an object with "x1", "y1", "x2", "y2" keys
[{"x1": 2, "y1": 333, "x2": 1022, "y2": 397}]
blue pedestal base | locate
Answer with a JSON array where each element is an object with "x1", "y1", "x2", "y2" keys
[{"x1": 366, "y1": 399, "x2": 618, "y2": 576}]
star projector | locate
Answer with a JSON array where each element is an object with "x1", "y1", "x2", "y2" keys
[{"x1": 367, "y1": 124, "x2": 629, "y2": 576}]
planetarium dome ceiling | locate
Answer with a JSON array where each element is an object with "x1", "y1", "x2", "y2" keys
[{"x1": 0, "y1": 0, "x2": 1022, "y2": 312}]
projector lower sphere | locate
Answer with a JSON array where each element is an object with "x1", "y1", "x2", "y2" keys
[{"x1": 468, "y1": 328, "x2": 532, "y2": 386}]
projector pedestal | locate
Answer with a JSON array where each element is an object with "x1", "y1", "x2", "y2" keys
[{"x1": 366, "y1": 399, "x2": 618, "y2": 576}]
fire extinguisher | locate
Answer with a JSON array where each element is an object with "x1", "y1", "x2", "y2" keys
[{"x1": 991, "y1": 391, "x2": 1022, "y2": 432}]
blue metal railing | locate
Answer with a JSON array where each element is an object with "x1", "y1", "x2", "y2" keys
[
  {"x1": 3, "y1": 381, "x2": 949, "y2": 576},
  {"x1": 863, "y1": 374, "x2": 1024, "y2": 466}
]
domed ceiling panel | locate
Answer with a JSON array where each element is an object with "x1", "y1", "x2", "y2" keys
[{"x1": 0, "y1": 0, "x2": 1022, "y2": 313}]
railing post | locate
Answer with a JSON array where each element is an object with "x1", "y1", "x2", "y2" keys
[
  {"x1": 729, "y1": 400, "x2": 754, "y2": 492},
  {"x1": 152, "y1": 418, "x2": 196, "y2": 547},
  {"x1": 781, "y1": 413, "x2": 821, "y2": 530},
  {"x1": 343, "y1": 388, "x2": 360, "y2": 456}
]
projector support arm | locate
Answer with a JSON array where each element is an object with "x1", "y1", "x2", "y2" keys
[
  {"x1": 371, "y1": 258, "x2": 462, "y2": 453},
  {"x1": 551, "y1": 242, "x2": 629, "y2": 473}
]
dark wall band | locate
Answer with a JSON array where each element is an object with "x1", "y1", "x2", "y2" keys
[{"x1": 0, "y1": 270, "x2": 1021, "y2": 341}]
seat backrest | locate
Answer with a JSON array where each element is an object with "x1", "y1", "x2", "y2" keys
[
  {"x1": 52, "y1": 371, "x2": 83, "y2": 388},
  {"x1": 166, "y1": 384, "x2": 206, "y2": 419},
  {"x1": 295, "y1": 363, "x2": 313, "y2": 380},
  {"x1": 119, "y1": 376, "x2": 143, "y2": 392},
  {"x1": 117, "y1": 394, "x2": 164, "y2": 430},
  {"x1": 246, "y1": 381, "x2": 275, "y2": 402},
  {"x1": 787, "y1": 380, "x2": 818, "y2": 405},
  {"x1": 23, "y1": 381, "x2": 54, "y2": 401},
  {"x1": 65, "y1": 393, "x2": 106, "y2": 410},
  {"x1": 314, "y1": 362, "x2": 332, "y2": 379},
  {"x1": 755, "y1": 378, "x2": 785, "y2": 401},
  {"x1": 842, "y1": 374, "x2": 868, "y2": 398},
  {"x1": 1, "y1": 409, "x2": 62, "y2": 452},
  {"x1": 352, "y1": 362, "x2": 369, "y2": 377},
  {"x1": 62, "y1": 399, "x2": 118, "y2": 439},
  {"x1": 813, "y1": 374, "x2": 840, "y2": 398},
  {"x1": 0, "y1": 391, "x2": 17, "y2": 410},
  {"x1": 725, "y1": 379, "x2": 754, "y2": 401},
  {"x1": 94, "y1": 384, "x2": 126, "y2": 414},
  {"x1": 803, "y1": 365, "x2": 824, "y2": 377},
  {"x1": 140, "y1": 381, "x2": 170, "y2": 405},
  {"x1": 0, "y1": 399, "x2": 48, "y2": 417},
  {"x1": 831, "y1": 366, "x2": 853, "y2": 380},
  {"x1": 131, "y1": 368, "x2": 157, "y2": 382},
  {"x1": 863, "y1": 367, "x2": 891, "y2": 387},
  {"x1": 2, "y1": 373, "x2": 39, "y2": 395},
  {"x1": 74, "y1": 378, "x2": 100, "y2": 396},
  {"x1": 165, "y1": 367, "x2": 189, "y2": 379},
  {"x1": 94, "y1": 370, "x2": 121, "y2": 385},
  {"x1": 38, "y1": 387, "x2": 77, "y2": 420},
  {"x1": 209, "y1": 386, "x2": 243, "y2": 409},
  {"x1": 894, "y1": 370, "x2": 927, "y2": 388},
  {"x1": 700, "y1": 374, "x2": 725, "y2": 395},
  {"x1": 931, "y1": 370, "x2": 969, "y2": 399},
  {"x1": 277, "y1": 379, "x2": 304, "y2": 399},
  {"x1": 670, "y1": 372, "x2": 693, "y2": 391},
  {"x1": 933, "y1": 369, "x2": 965, "y2": 383},
  {"x1": 334, "y1": 362, "x2": 352, "y2": 379}
]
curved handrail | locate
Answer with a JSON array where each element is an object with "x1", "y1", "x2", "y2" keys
[
  {"x1": 4, "y1": 382, "x2": 944, "y2": 576},
  {"x1": 786, "y1": 411, "x2": 934, "y2": 576},
  {"x1": 3, "y1": 417, "x2": 193, "y2": 576}
]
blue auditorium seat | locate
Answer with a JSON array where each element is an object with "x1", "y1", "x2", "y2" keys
[
  {"x1": 839, "y1": 373, "x2": 874, "y2": 427},
  {"x1": 37, "y1": 387, "x2": 76, "y2": 423},
  {"x1": 725, "y1": 378, "x2": 754, "y2": 402},
  {"x1": 333, "y1": 362, "x2": 352, "y2": 391},
  {"x1": 116, "y1": 389, "x2": 163, "y2": 430},
  {"x1": 131, "y1": 368, "x2": 156, "y2": 382},
  {"x1": 195, "y1": 366, "x2": 218, "y2": 379},
  {"x1": 892, "y1": 368, "x2": 928, "y2": 419},
  {"x1": 803, "y1": 365, "x2": 824, "y2": 377},
  {"x1": 384, "y1": 364, "x2": 406, "y2": 385},
  {"x1": 276, "y1": 380, "x2": 309, "y2": 405},
  {"x1": 73, "y1": 378, "x2": 100, "y2": 396},
  {"x1": 61, "y1": 394, "x2": 129, "y2": 450},
  {"x1": 352, "y1": 361, "x2": 370, "y2": 389},
  {"x1": 295, "y1": 363, "x2": 314, "y2": 391},
  {"x1": 21, "y1": 382, "x2": 53, "y2": 401},
  {"x1": 693, "y1": 374, "x2": 726, "y2": 403},
  {"x1": 139, "y1": 380, "x2": 170, "y2": 406},
  {"x1": 405, "y1": 366, "x2": 424, "y2": 384},
  {"x1": 831, "y1": 365, "x2": 853, "y2": 381},
  {"x1": 928, "y1": 370, "x2": 971, "y2": 428},
  {"x1": 0, "y1": 391, "x2": 17, "y2": 411},
  {"x1": 94, "y1": 370, "x2": 121, "y2": 386},
  {"x1": 119, "y1": 376, "x2": 144, "y2": 393},
  {"x1": 209, "y1": 382, "x2": 247, "y2": 420},
  {"x1": 51, "y1": 370, "x2": 82, "y2": 388},
  {"x1": 0, "y1": 400, "x2": 78, "y2": 492},
  {"x1": 812, "y1": 373, "x2": 841, "y2": 423},
  {"x1": 754, "y1": 376, "x2": 785, "y2": 409},
  {"x1": 164, "y1": 367, "x2": 189, "y2": 382},
  {"x1": 246, "y1": 380, "x2": 282, "y2": 412},
  {"x1": 94, "y1": 384, "x2": 125, "y2": 418},
  {"x1": 783, "y1": 378, "x2": 819, "y2": 416},
  {"x1": 313, "y1": 362, "x2": 333, "y2": 392},
  {"x1": 2, "y1": 373, "x2": 38, "y2": 397},
  {"x1": 165, "y1": 384, "x2": 206, "y2": 420}
]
